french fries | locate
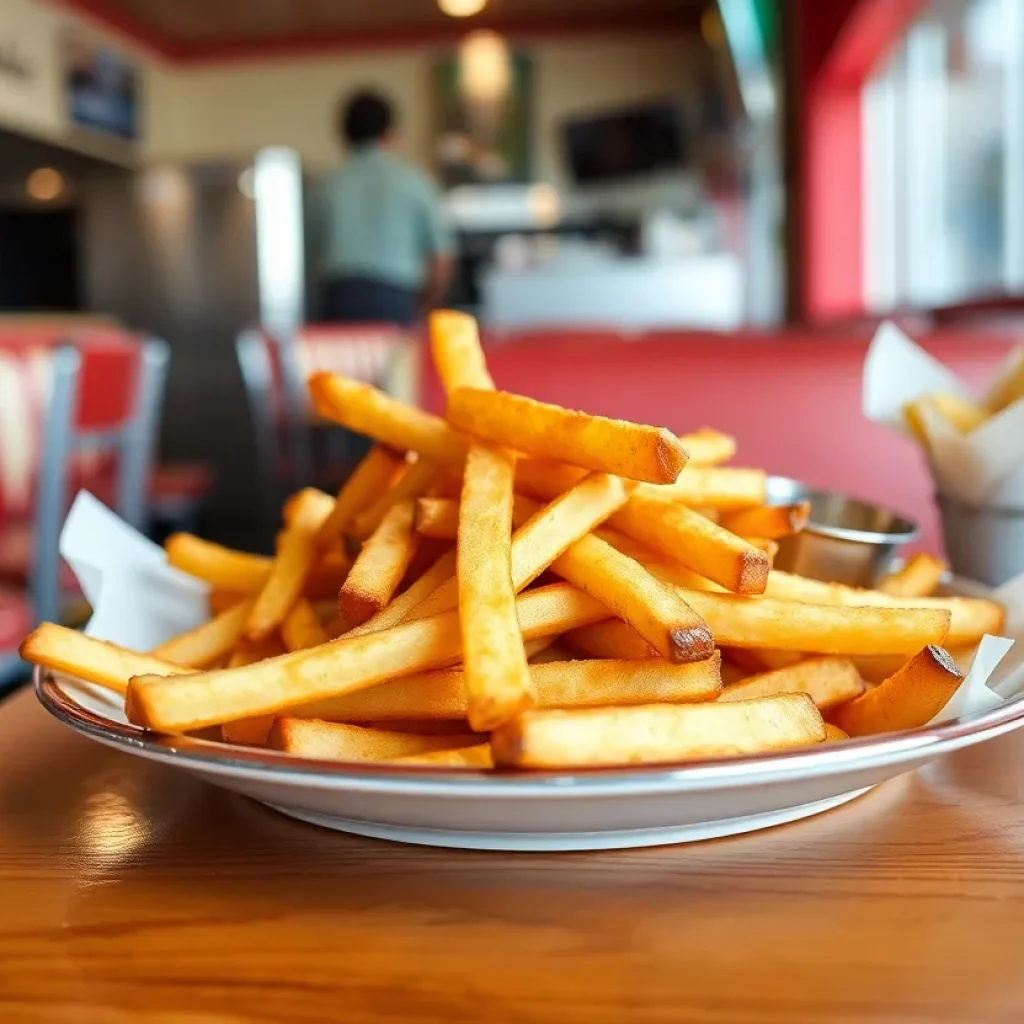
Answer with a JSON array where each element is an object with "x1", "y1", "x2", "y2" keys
[
  {"x1": 457, "y1": 444, "x2": 534, "y2": 731},
  {"x1": 245, "y1": 488, "x2": 335, "y2": 642},
  {"x1": 23, "y1": 307, "x2": 1010, "y2": 777},
  {"x1": 273, "y1": 655, "x2": 723, "y2": 724},
  {"x1": 339, "y1": 499, "x2": 419, "y2": 626},
  {"x1": 763, "y1": 570, "x2": 1002, "y2": 647},
  {"x1": 491, "y1": 693, "x2": 826, "y2": 768},
  {"x1": 20, "y1": 624, "x2": 189, "y2": 696},
  {"x1": 720, "y1": 502, "x2": 811, "y2": 540},
  {"x1": 447, "y1": 388, "x2": 688, "y2": 484},
  {"x1": 350, "y1": 456, "x2": 440, "y2": 539},
  {"x1": 315, "y1": 444, "x2": 403, "y2": 546},
  {"x1": 612, "y1": 491, "x2": 770, "y2": 595},
  {"x1": 309, "y1": 372, "x2": 467, "y2": 465},
  {"x1": 877, "y1": 553, "x2": 946, "y2": 598},
  {"x1": 267, "y1": 718, "x2": 479, "y2": 761},
  {"x1": 719, "y1": 657, "x2": 865, "y2": 711},
  {"x1": 165, "y1": 534, "x2": 272, "y2": 593},
  {"x1": 126, "y1": 583, "x2": 610, "y2": 733},
  {"x1": 634, "y1": 468, "x2": 766, "y2": 512},
  {"x1": 830, "y1": 645, "x2": 963, "y2": 735}
]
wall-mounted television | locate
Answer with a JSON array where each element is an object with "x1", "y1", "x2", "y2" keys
[{"x1": 562, "y1": 100, "x2": 685, "y2": 185}]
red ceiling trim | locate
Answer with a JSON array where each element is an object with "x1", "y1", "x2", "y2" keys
[{"x1": 50, "y1": 1, "x2": 698, "y2": 65}]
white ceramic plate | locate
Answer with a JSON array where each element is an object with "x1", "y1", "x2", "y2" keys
[{"x1": 34, "y1": 661, "x2": 1024, "y2": 852}]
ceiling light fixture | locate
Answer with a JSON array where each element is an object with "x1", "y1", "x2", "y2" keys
[
  {"x1": 438, "y1": 0, "x2": 487, "y2": 17},
  {"x1": 26, "y1": 167, "x2": 64, "y2": 202}
]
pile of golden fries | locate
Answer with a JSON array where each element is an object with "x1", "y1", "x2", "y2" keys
[{"x1": 21, "y1": 311, "x2": 1008, "y2": 771}]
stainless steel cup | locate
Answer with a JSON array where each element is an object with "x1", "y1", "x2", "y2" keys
[
  {"x1": 937, "y1": 495, "x2": 1024, "y2": 587},
  {"x1": 769, "y1": 477, "x2": 919, "y2": 587}
]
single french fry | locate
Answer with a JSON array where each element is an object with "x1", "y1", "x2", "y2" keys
[
  {"x1": 678, "y1": 428, "x2": 736, "y2": 467},
  {"x1": 285, "y1": 654, "x2": 722, "y2": 723},
  {"x1": 763, "y1": 570, "x2": 1003, "y2": 647},
  {"x1": 720, "y1": 502, "x2": 812, "y2": 540},
  {"x1": 245, "y1": 489, "x2": 334, "y2": 642},
  {"x1": 877, "y1": 553, "x2": 946, "y2": 598},
  {"x1": 595, "y1": 528, "x2": 726, "y2": 592},
  {"x1": 165, "y1": 534, "x2": 272, "y2": 593},
  {"x1": 824, "y1": 723, "x2": 849, "y2": 742},
  {"x1": 429, "y1": 309, "x2": 495, "y2": 392},
  {"x1": 415, "y1": 497, "x2": 460, "y2": 539},
  {"x1": 152, "y1": 598, "x2": 253, "y2": 668},
  {"x1": 351, "y1": 457, "x2": 440, "y2": 539},
  {"x1": 20, "y1": 624, "x2": 189, "y2": 696},
  {"x1": 281, "y1": 598, "x2": 330, "y2": 652},
  {"x1": 550, "y1": 531, "x2": 713, "y2": 663},
  {"x1": 267, "y1": 718, "x2": 478, "y2": 761},
  {"x1": 392, "y1": 744, "x2": 494, "y2": 768},
  {"x1": 127, "y1": 582, "x2": 610, "y2": 733},
  {"x1": 457, "y1": 444, "x2": 534, "y2": 731},
  {"x1": 309, "y1": 372, "x2": 467, "y2": 465},
  {"x1": 719, "y1": 657, "x2": 864, "y2": 711},
  {"x1": 339, "y1": 500, "x2": 420, "y2": 626},
  {"x1": 566, "y1": 589, "x2": 951, "y2": 655},
  {"x1": 315, "y1": 444, "x2": 404, "y2": 547},
  {"x1": 635, "y1": 468, "x2": 766, "y2": 512},
  {"x1": 491, "y1": 693, "x2": 826, "y2": 769},
  {"x1": 612, "y1": 491, "x2": 770, "y2": 595},
  {"x1": 227, "y1": 634, "x2": 286, "y2": 668},
  {"x1": 448, "y1": 388, "x2": 688, "y2": 484},
  {"x1": 830, "y1": 645, "x2": 963, "y2": 736}
]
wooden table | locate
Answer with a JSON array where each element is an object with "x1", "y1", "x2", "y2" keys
[{"x1": 3, "y1": 687, "x2": 1024, "y2": 1024}]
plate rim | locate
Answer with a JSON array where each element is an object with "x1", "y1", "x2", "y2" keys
[{"x1": 35, "y1": 666, "x2": 1024, "y2": 798}]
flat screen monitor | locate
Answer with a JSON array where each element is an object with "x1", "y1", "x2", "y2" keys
[{"x1": 562, "y1": 101, "x2": 685, "y2": 185}]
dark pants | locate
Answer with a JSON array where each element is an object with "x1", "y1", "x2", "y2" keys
[{"x1": 321, "y1": 276, "x2": 418, "y2": 326}]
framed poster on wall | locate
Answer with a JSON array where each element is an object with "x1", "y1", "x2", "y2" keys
[
  {"x1": 65, "y1": 32, "x2": 139, "y2": 142},
  {"x1": 434, "y1": 32, "x2": 531, "y2": 189}
]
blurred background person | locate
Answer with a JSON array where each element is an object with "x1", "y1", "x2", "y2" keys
[{"x1": 310, "y1": 90, "x2": 454, "y2": 325}]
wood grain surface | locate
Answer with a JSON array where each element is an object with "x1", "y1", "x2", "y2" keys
[{"x1": 1, "y1": 686, "x2": 1024, "y2": 1023}]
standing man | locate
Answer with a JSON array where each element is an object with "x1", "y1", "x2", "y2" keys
[{"x1": 311, "y1": 90, "x2": 454, "y2": 325}]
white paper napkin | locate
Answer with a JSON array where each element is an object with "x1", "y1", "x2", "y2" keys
[{"x1": 863, "y1": 322, "x2": 1024, "y2": 507}]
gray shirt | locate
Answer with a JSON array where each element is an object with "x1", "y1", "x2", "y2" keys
[{"x1": 312, "y1": 146, "x2": 452, "y2": 290}]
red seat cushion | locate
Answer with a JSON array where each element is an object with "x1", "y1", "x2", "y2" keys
[{"x1": 0, "y1": 587, "x2": 33, "y2": 653}]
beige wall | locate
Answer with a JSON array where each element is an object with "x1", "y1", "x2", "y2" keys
[{"x1": 148, "y1": 35, "x2": 695, "y2": 190}]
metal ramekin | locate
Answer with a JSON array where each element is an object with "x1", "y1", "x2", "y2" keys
[{"x1": 768, "y1": 476, "x2": 919, "y2": 587}]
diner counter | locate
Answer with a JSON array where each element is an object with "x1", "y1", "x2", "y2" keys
[{"x1": 2, "y1": 685, "x2": 1024, "y2": 1022}]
